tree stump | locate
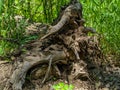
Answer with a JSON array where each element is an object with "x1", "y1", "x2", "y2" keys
[{"x1": 4, "y1": 1, "x2": 102, "y2": 90}]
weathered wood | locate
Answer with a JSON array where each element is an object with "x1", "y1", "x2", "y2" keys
[
  {"x1": 9, "y1": 50, "x2": 70, "y2": 90},
  {"x1": 41, "y1": 1, "x2": 82, "y2": 40},
  {"x1": 8, "y1": 1, "x2": 83, "y2": 89},
  {"x1": 4, "y1": 1, "x2": 99, "y2": 90}
]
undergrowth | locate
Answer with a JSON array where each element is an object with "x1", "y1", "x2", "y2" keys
[
  {"x1": 81, "y1": 0, "x2": 120, "y2": 55},
  {"x1": 52, "y1": 82, "x2": 74, "y2": 90},
  {"x1": 0, "y1": 0, "x2": 119, "y2": 58}
]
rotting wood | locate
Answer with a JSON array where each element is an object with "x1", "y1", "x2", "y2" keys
[
  {"x1": 10, "y1": 50, "x2": 69, "y2": 90},
  {"x1": 40, "y1": 1, "x2": 83, "y2": 40},
  {"x1": 4, "y1": 0, "x2": 102, "y2": 90}
]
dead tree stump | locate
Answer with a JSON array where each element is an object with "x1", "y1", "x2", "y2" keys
[{"x1": 4, "y1": 1, "x2": 102, "y2": 90}]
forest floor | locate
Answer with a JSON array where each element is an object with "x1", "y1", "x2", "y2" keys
[{"x1": 0, "y1": 23, "x2": 120, "y2": 90}]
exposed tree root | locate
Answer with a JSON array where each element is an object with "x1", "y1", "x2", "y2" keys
[{"x1": 4, "y1": 1, "x2": 103, "y2": 90}]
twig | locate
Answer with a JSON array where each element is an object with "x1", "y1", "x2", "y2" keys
[{"x1": 41, "y1": 55, "x2": 52, "y2": 87}]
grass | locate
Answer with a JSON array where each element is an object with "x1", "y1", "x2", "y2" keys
[
  {"x1": 52, "y1": 82, "x2": 74, "y2": 90},
  {"x1": 81, "y1": 0, "x2": 120, "y2": 55},
  {"x1": 0, "y1": 0, "x2": 120, "y2": 58}
]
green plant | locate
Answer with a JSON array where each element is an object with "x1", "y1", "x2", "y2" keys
[
  {"x1": 80, "y1": 0, "x2": 120, "y2": 55},
  {"x1": 0, "y1": 0, "x2": 70, "y2": 57},
  {"x1": 0, "y1": 0, "x2": 120, "y2": 58},
  {"x1": 52, "y1": 82, "x2": 74, "y2": 90}
]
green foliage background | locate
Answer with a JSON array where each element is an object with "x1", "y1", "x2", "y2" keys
[{"x1": 0, "y1": 0, "x2": 120, "y2": 57}]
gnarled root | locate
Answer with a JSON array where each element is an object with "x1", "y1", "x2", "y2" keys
[{"x1": 6, "y1": 50, "x2": 68, "y2": 90}]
